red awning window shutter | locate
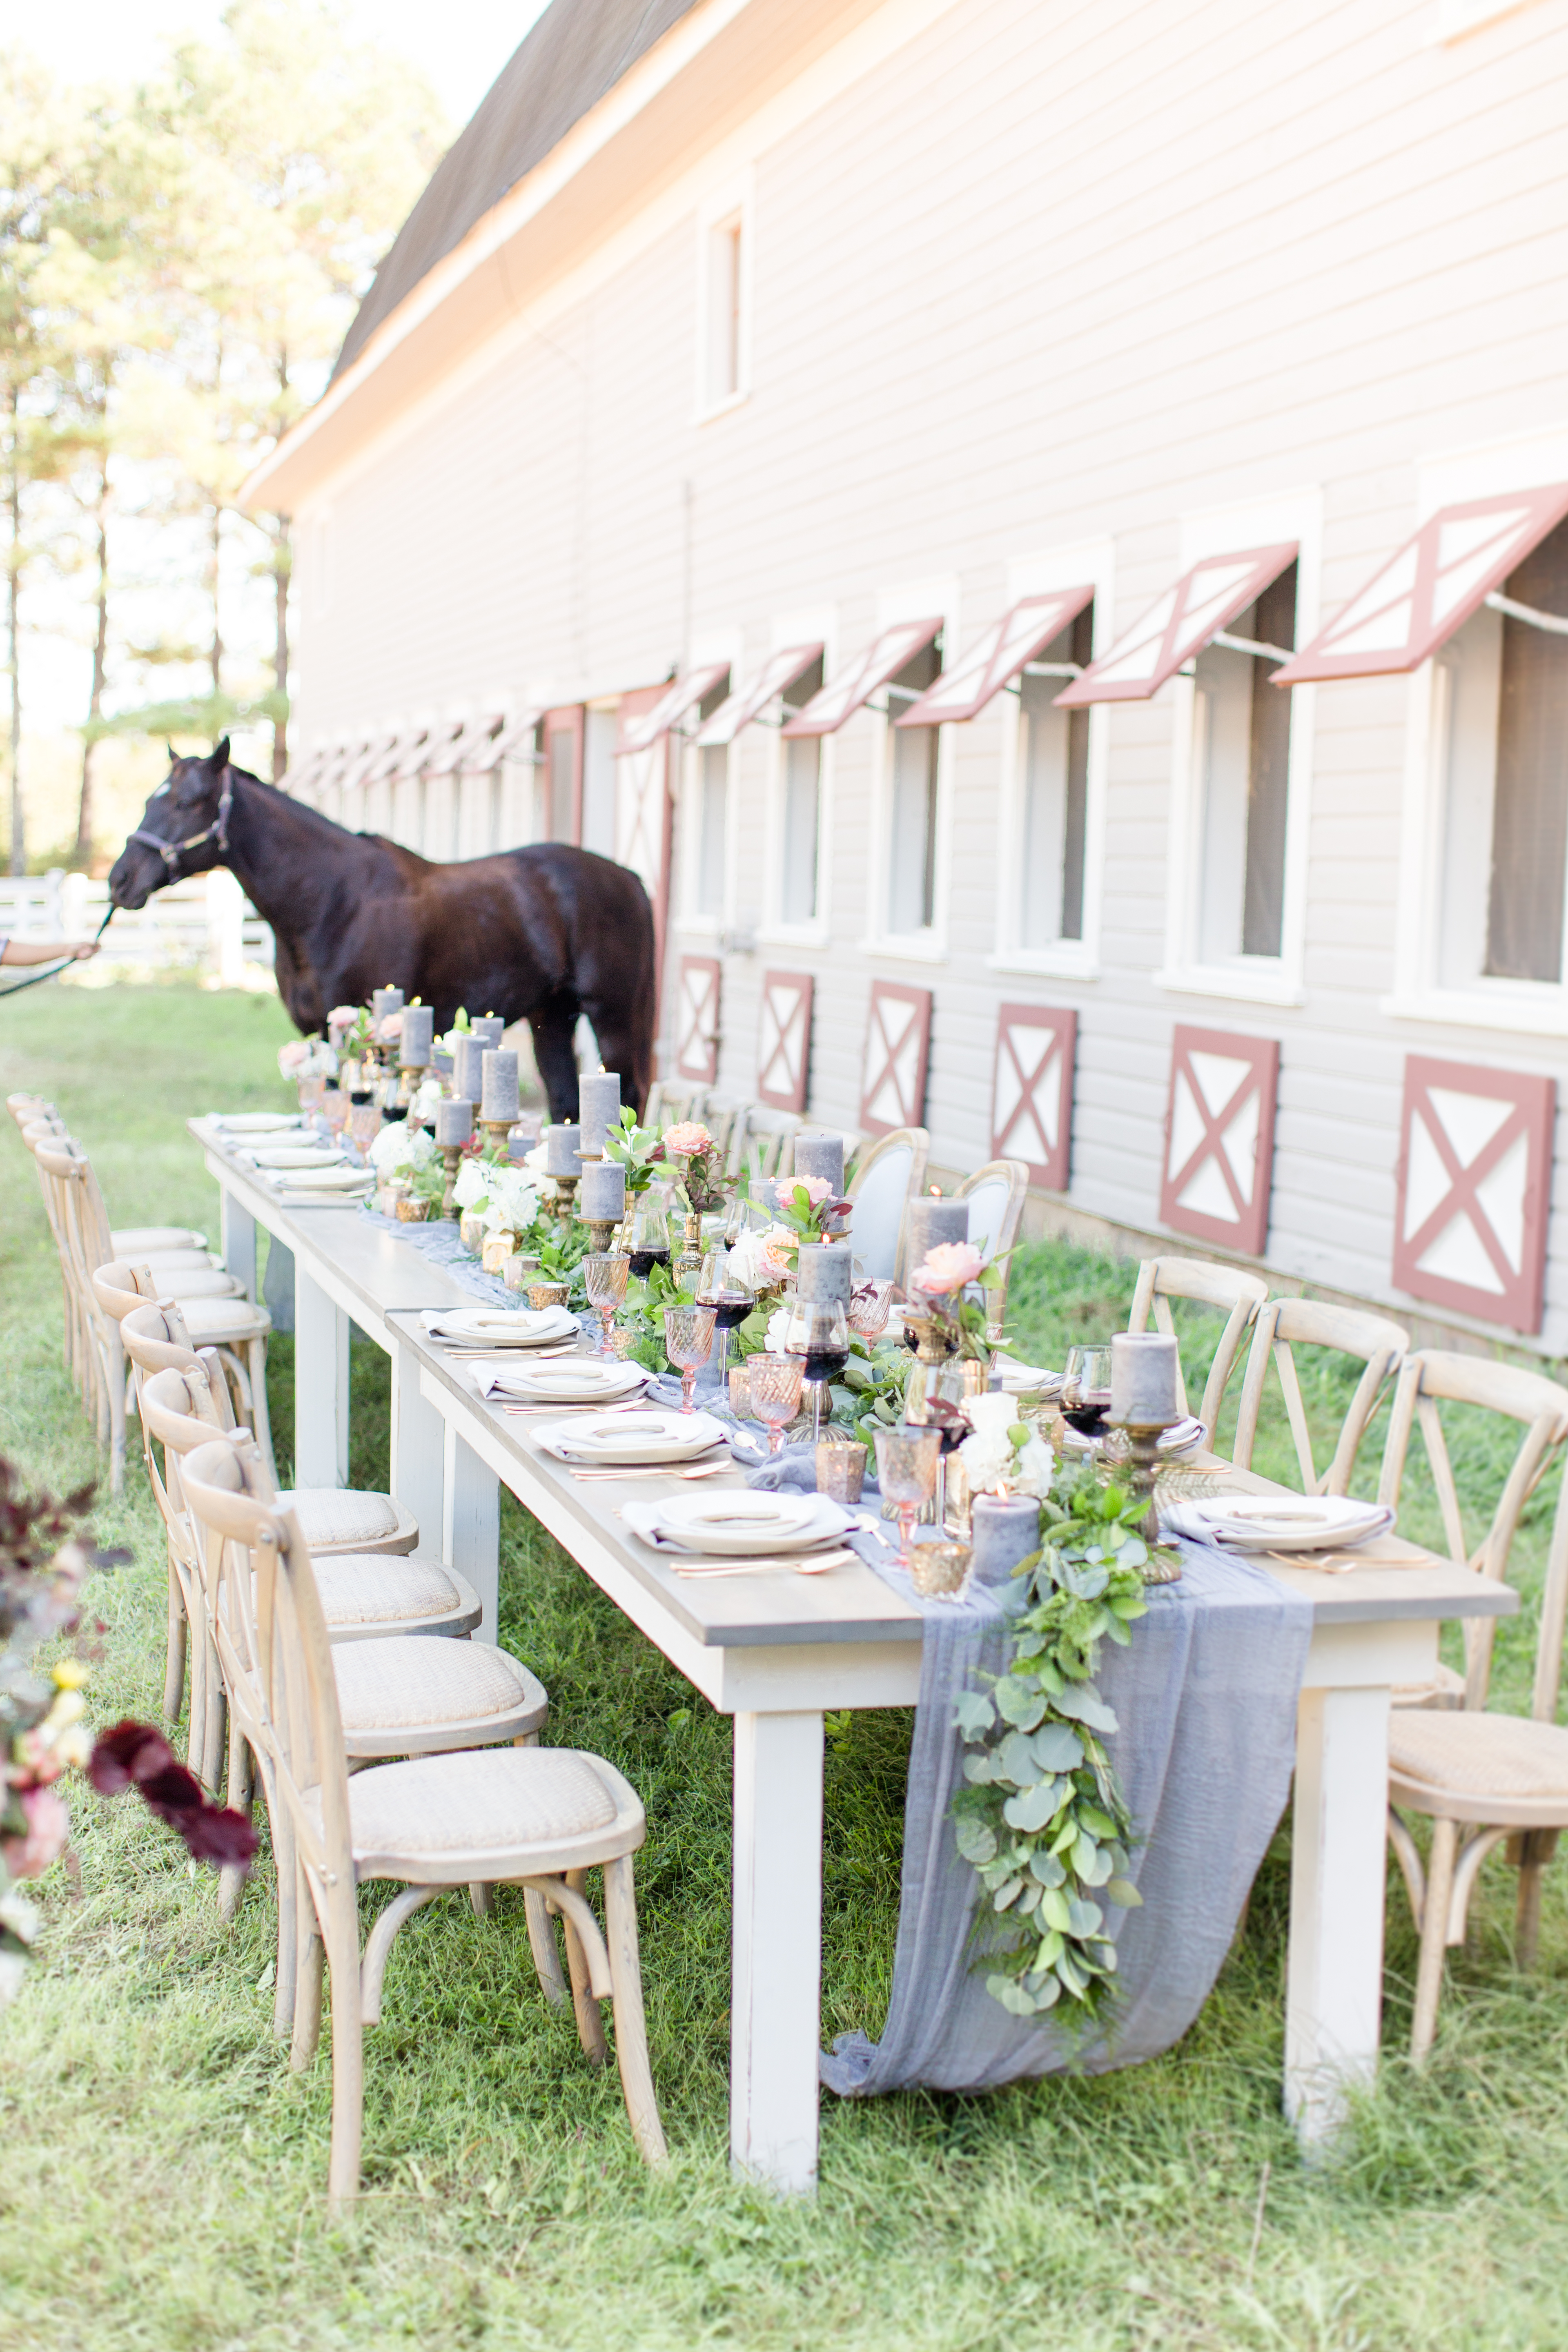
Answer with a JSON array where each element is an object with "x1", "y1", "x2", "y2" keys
[
  {"x1": 1271, "y1": 486, "x2": 1568, "y2": 686},
  {"x1": 782, "y1": 619, "x2": 943, "y2": 738},
  {"x1": 696, "y1": 644, "x2": 824, "y2": 746},
  {"x1": 1055, "y1": 546, "x2": 1298, "y2": 708},
  {"x1": 897, "y1": 591, "x2": 1095, "y2": 727},
  {"x1": 617, "y1": 663, "x2": 730, "y2": 755}
]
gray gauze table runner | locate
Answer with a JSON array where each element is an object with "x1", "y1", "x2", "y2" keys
[{"x1": 821, "y1": 1535, "x2": 1313, "y2": 2096}]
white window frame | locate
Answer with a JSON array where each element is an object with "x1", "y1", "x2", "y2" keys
[
  {"x1": 675, "y1": 635, "x2": 742, "y2": 936},
  {"x1": 694, "y1": 172, "x2": 753, "y2": 424},
  {"x1": 758, "y1": 608, "x2": 836, "y2": 951},
  {"x1": 861, "y1": 578, "x2": 960, "y2": 966},
  {"x1": 1385, "y1": 429, "x2": 1568, "y2": 1038},
  {"x1": 989, "y1": 539, "x2": 1115, "y2": 981},
  {"x1": 1155, "y1": 488, "x2": 1322, "y2": 1011}
]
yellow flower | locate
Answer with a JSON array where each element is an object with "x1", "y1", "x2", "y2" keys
[
  {"x1": 51, "y1": 1658, "x2": 90, "y2": 1691},
  {"x1": 45, "y1": 1690, "x2": 87, "y2": 1730}
]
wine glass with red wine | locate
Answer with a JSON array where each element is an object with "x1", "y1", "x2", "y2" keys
[
  {"x1": 1061, "y1": 1345, "x2": 1114, "y2": 1454},
  {"x1": 697, "y1": 1245, "x2": 753, "y2": 1392}
]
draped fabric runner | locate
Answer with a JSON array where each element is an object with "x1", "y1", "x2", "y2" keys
[{"x1": 820, "y1": 1535, "x2": 1313, "y2": 2096}]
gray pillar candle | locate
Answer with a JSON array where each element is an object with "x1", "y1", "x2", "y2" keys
[
  {"x1": 469, "y1": 1015, "x2": 505, "y2": 1054},
  {"x1": 906, "y1": 1194, "x2": 970, "y2": 1272},
  {"x1": 1111, "y1": 1331, "x2": 1182, "y2": 1426},
  {"x1": 372, "y1": 987, "x2": 404, "y2": 1022},
  {"x1": 400, "y1": 1004, "x2": 434, "y2": 1066},
  {"x1": 544, "y1": 1121, "x2": 582, "y2": 1176},
  {"x1": 434, "y1": 1097, "x2": 473, "y2": 1147},
  {"x1": 968, "y1": 1494, "x2": 1042, "y2": 1591},
  {"x1": 450, "y1": 1034, "x2": 481, "y2": 1104},
  {"x1": 481, "y1": 1049, "x2": 520, "y2": 1123},
  {"x1": 793, "y1": 1131, "x2": 845, "y2": 1195},
  {"x1": 579, "y1": 1157, "x2": 626, "y2": 1221},
  {"x1": 577, "y1": 1071, "x2": 621, "y2": 1157},
  {"x1": 797, "y1": 1241, "x2": 852, "y2": 1303}
]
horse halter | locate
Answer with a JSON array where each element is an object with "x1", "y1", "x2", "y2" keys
[{"x1": 127, "y1": 766, "x2": 234, "y2": 876}]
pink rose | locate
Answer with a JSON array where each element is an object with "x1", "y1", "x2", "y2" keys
[
  {"x1": 1, "y1": 1785, "x2": 70, "y2": 1879},
  {"x1": 912, "y1": 1241, "x2": 984, "y2": 1296},
  {"x1": 328, "y1": 1006, "x2": 360, "y2": 1030},
  {"x1": 276, "y1": 1040, "x2": 309, "y2": 1075},
  {"x1": 378, "y1": 1011, "x2": 403, "y2": 1042},
  {"x1": 790, "y1": 1175, "x2": 832, "y2": 1207},
  {"x1": 662, "y1": 1121, "x2": 713, "y2": 1157}
]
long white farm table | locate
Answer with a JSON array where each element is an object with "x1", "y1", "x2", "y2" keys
[{"x1": 193, "y1": 1120, "x2": 1517, "y2": 2190}]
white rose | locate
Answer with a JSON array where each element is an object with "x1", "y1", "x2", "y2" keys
[
  {"x1": 959, "y1": 1428, "x2": 1014, "y2": 1492},
  {"x1": 453, "y1": 1158, "x2": 490, "y2": 1210},
  {"x1": 1013, "y1": 1434, "x2": 1054, "y2": 1500},
  {"x1": 481, "y1": 1165, "x2": 539, "y2": 1234},
  {"x1": 369, "y1": 1122, "x2": 434, "y2": 1175},
  {"x1": 764, "y1": 1307, "x2": 793, "y2": 1356}
]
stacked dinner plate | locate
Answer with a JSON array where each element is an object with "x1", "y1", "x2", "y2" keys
[
  {"x1": 478, "y1": 1358, "x2": 647, "y2": 1405},
  {"x1": 421, "y1": 1305, "x2": 579, "y2": 1348},
  {"x1": 530, "y1": 1408, "x2": 726, "y2": 1465},
  {"x1": 621, "y1": 1488, "x2": 853, "y2": 1572},
  {"x1": 208, "y1": 1112, "x2": 303, "y2": 1133},
  {"x1": 1163, "y1": 1493, "x2": 1395, "y2": 1552}
]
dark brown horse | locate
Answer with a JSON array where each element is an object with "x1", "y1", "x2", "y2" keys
[{"x1": 108, "y1": 739, "x2": 656, "y2": 1119}]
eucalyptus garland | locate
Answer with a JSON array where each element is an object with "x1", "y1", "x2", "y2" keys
[{"x1": 952, "y1": 1468, "x2": 1155, "y2": 2020}]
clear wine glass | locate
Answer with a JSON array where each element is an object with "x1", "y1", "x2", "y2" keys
[
  {"x1": 664, "y1": 1303, "x2": 717, "y2": 1414},
  {"x1": 748, "y1": 1352, "x2": 804, "y2": 1455},
  {"x1": 698, "y1": 1245, "x2": 752, "y2": 1395},
  {"x1": 321, "y1": 1082, "x2": 348, "y2": 1141},
  {"x1": 348, "y1": 1090, "x2": 379, "y2": 1157},
  {"x1": 628, "y1": 1200, "x2": 672, "y2": 1281},
  {"x1": 584, "y1": 1251, "x2": 630, "y2": 1356},
  {"x1": 1061, "y1": 1343, "x2": 1115, "y2": 1456},
  {"x1": 782, "y1": 1296, "x2": 850, "y2": 1445},
  {"x1": 874, "y1": 1426, "x2": 943, "y2": 1570},
  {"x1": 848, "y1": 1278, "x2": 894, "y2": 1347}
]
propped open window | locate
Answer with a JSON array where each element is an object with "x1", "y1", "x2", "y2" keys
[
  {"x1": 1056, "y1": 546, "x2": 1297, "y2": 706},
  {"x1": 697, "y1": 643, "x2": 823, "y2": 746},
  {"x1": 619, "y1": 663, "x2": 729, "y2": 756},
  {"x1": 898, "y1": 589, "x2": 1093, "y2": 727},
  {"x1": 782, "y1": 618, "x2": 942, "y2": 738}
]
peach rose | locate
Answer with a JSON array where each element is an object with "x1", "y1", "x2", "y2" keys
[
  {"x1": 662, "y1": 1121, "x2": 714, "y2": 1157},
  {"x1": 912, "y1": 1241, "x2": 984, "y2": 1296}
]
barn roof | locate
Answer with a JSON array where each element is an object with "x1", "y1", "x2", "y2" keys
[{"x1": 333, "y1": 0, "x2": 704, "y2": 383}]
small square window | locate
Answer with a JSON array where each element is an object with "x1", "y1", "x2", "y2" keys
[{"x1": 701, "y1": 210, "x2": 746, "y2": 413}]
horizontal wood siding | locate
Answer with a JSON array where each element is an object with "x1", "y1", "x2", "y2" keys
[{"x1": 291, "y1": 0, "x2": 1568, "y2": 1350}]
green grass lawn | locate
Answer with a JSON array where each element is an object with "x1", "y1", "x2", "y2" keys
[{"x1": 2, "y1": 984, "x2": 1567, "y2": 2352}]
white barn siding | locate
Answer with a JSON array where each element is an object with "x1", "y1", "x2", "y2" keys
[{"x1": 279, "y1": 0, "x2": 1568, "y2": 1351}]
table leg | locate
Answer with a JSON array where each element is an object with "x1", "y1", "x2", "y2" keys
[
  {"x1": 221, "y1": 1189, "x2": 256, "y2": 1300},
  {"x1": 442, "y1": 1422, "x2": 499, "y2": 1643},
  {"x1": 731, "y1": 1710, "x2": 824, "y2": 2194},
  {"x1": 294, "y1": 1268, "x2": 349, "y2": 1490},
  {"x1": 390, "y1": 1332, "x2": 445, "y2": 1550},
  {"x1": 1285, "y1": 1683, "x2": 1392, "y2": 2146}
]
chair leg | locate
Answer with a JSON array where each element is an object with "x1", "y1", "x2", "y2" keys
[
  {"x1": 603, "y1": 1854, "x2": 667, "y2": 2165},
  {"x1": 162, "y1": 1558, "x2": 188, "y2": 1725},
  {"x1": 468, "y1": 1882, "x2": 492, "y2": 1918},
  {"x1": 292, "y1": 1891, "x2": 325, "y2": 2073},
  {"x1": 246, "y1": 1335, "x2": 278, "y2": 1489},
  {"x1": 524, "y1": 1888, "x2": 570, "y2": 2008},
  {"x1": 273, "y1": 1806, "x2": 299, "y2": 2042},
  {"x1": 325, "y1": 1910, "x2": 365, "y2": 2216},
  {"x1": 1512, "y1": 1829, "x2": 1559, "y2": 1969},
  {"x1": 200, "y1": 1645, "x2": 226, "y2": 1798},
  {"x1": 359, "y1": 1884, "x2": 443, "y2": 2025},
  {"x1": 1412, "y1": 1817, "x2": 1459, "y2": 2063},
  {"x1": 218, "y1": 1729, "x2": 253, "y2": 1924},
  {"x1": 560, "y1": 1867, "x2": 608, "y2": 2066}
]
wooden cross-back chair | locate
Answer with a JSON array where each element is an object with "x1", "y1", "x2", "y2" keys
[
  {"x1": 178, "y1": 1435, "x2": 667, "y2": 2206},
  {"x1": 844, "y1": 1126, "x2": 929, "y2": 1284},
  {"x1": 731, "y1": 1104, "x2": 800, "y2": 1183},
  {"x1": 1375, "y1": 1348, "x2": 1568, "y2": 2056},
  {"x1": 1232, "y1": 1297, "x2": 1410, "y2": 1496},
  {"x1": 1126, "y1": 1256, "x2": 1269, "y2": 1441},
  {"x1": 953, "y1": 1158, "x2": 1030, "y2": 1329},
  {"x1": 642, "y1": 1080, "x2": 702, "y2": 1134}
]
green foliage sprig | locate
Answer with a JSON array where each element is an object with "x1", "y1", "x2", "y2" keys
[
  {"x1": 602, "y1": 1108, "x2": 666, "y2": 1199},
  {"x1": 952, "y1": 1466, "x2": 1153, "y2": 2020}
]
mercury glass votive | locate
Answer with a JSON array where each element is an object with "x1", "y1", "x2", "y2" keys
[
  {"x1": 910, "y1": 1539, "x2": 972, "y2": 1601},
  {"x1": 526, "y1": 1280, "x2": 571, "y2": 1313},
  {"x1": 728, "y1": 1363, "x2": 753, "y2": 1420},
  {"x1": 815, "y1": 1439, "x2": 866, "y2": 1504}
]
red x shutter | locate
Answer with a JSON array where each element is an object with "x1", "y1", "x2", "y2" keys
[
  {"x1": 860, "y1": 981, "x2": 933, "y2": 1137},
  {"x1": 674, "y1": 955, "x2": 722, "y2": 1084},
  {"x1": 1392, "y1": 1057, "x2": 1555, "y2": 1333},
  {"x1": 1159, "y1": 1025, "x2": 1280, "y2": 1258},
  {"x1": 990, "y1": 1004, "x2": 1076, "y2": 1192},
  {"x1": 757, "y1": 969, "x2": 814, "y2": 1111}
]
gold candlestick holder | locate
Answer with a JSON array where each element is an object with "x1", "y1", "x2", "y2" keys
[
  {"x1": 440, "y1": 1143, "x2": 464, "y2": 1219},
  {"x1": 397, "y1": 1062, "x2": 427, "y2": 1111},
  {"x1": 1109, "y1": 1417, "x2": 1183, "y2": 1584},
  {"x1": 676, "y1": 1209, "x2": 704, "y2": 1284},
  {"x1": 551, "y1": 1173, "x2": 579, "y2": 1230},
  {"x1": 585, "y1": 1219, "x2": 619, "y2": 1253},
  {"x1": 480, "y1": 1118, "x2": 513, "y2": 1157}
]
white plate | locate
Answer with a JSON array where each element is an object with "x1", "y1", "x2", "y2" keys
[
  {"x1": 1191, "y1": 1495, "x2": 1394, "y2": 1553},
  {"x1": 622, "y1": 1494, "x2": 851, "y2": 1558},
  {"x1": 997, "y1": 1361, "x2": 1063, "y2": 1398},
  {"x1": 276, "y1": 1165, "x2": 372, "y2": 1190},
  {"x1": 537, "y1": 1409, "x2": 726, "y2": 1465},
  {"x1": 422, "y1": 1306, "x2": 577, "y2": 1347},
  {"x1": 652, "y1": 1490, "x2": 825, "y2": 1555},
  {"x1": 494, "y1": 1361, "x2": 648, "y2": 1404},
  {"x1": 1158, "y1": 1415, "x2": 1207, "y2": 1455},
  {"x1": 249, "y1": 1145, "x2": 345, "y2": 1168},
  {"x1": 212, "y1": 1111, "x2": 302, "y2": 1132}
]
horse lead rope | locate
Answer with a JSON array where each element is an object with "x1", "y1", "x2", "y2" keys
[{"x1": 0, "y1": 902, "x2": 116, "y2": 1001}]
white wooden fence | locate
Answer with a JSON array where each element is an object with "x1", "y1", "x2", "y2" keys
[{"x1": 0, "y1": 869, "x2": 273, "y2": 983}]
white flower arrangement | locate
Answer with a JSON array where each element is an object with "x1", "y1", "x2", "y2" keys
[
  {"x1": 727, "y1": 1224, "x2": 796, "y2": 1291},
  {"x1": 959, "y1": 1392, "x2": 1054, "y2": 1499},
  {"x1": 368, "y1": 1123, "x2": 437, "y2": 1176},
  {"x1": 480, "y1": 1164, "x2": 539, "y2": 1237},
  {"x1": 452, "y1": 1157, "x2": 492, "y2": 1212}
]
